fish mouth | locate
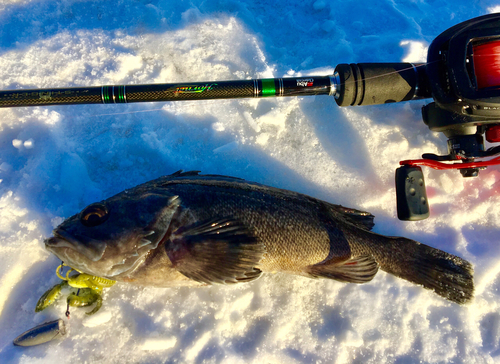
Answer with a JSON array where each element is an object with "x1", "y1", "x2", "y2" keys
[
  {"x1": 45, "y1": 230, "x2": 106, "y2": 262},
  {"x1": 45, "y1": 230, "x2": 161, "y2": 278}
]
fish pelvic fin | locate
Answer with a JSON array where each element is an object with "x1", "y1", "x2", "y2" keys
[
  {"x1": 166, "y1": 218, "x2": 264, "y2": 285},
  {"x1": 378, "y1": 237, "x2": 474, "y2": 305},
  {"x1": 306, "y1": 255, "x2": 379, "y2": 283}
]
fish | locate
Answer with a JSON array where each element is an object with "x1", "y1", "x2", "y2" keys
[{"x1": 45, "y1": 170, "x2": 474, "y2": 304}]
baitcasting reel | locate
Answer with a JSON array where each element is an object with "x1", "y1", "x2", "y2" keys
[
  {"x1": 396, "y1": 13, "x2": 500, "y2": 220},
  {"x1": 2, "y1": 14, "x2": 500, "y2": 220},
  {"x1": 299, "y1": 13, "x2": 500, "y2": 220}
]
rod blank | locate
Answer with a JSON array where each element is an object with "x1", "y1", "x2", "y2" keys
[{"x1": 0, "y1": 77, "x2": 333, "y2": 108}]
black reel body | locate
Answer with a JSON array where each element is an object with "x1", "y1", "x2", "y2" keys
[
  {"x1": 424, "y1": 12, "x2": 500, "y2": 154},
  {"x1": 426, "y1": 13, "x2": 500, "y2": 117}
]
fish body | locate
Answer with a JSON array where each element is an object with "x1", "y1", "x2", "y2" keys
[{"x1": 45, "y1": 171, "x2": 474, "y2": 304}]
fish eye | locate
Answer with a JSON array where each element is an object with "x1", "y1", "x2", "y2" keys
[{"x1": 80, "y1": 203, "x2": 109, "y2": 227}]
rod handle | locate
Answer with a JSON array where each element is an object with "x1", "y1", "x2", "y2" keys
[{"x1": 334, "y1": 63, "x2": 431, "y2": 107}]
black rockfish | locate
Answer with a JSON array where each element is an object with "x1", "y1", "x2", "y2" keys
[{"x1": 45, "y1": 171, "x2": 474, "y2": 304}]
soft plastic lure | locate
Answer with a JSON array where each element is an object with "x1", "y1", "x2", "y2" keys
[{"x1": 35, "y1": 263, "x2": 116, "y2": 317}]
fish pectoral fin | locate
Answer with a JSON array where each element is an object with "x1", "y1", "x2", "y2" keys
[
  {"x1": 166, "y1": 218, "x2": 264, "y2": 285},
  {"x1": 307, "y1": 255, "x2": 379, "y2": 283}
]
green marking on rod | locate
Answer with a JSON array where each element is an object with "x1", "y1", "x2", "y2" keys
[
  {"x1": 102, "y1": 86, "x2": 111, "y2": 104},
  {"x1": 117, "y1": 86, "x2": 125, "y2": 103},
  {"x1": 261, "y1": 79, "x2": 276, "y2": 97}
]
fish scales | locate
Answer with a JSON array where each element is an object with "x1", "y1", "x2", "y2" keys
[
  {"x1": 159, "y1": 179, "x2": 337, "y2": 272},
  {"x1": 45, "y1": 171, "x2": 474, "y2": 304}
]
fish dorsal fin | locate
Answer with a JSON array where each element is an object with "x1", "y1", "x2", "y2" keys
[
  {"x1": 326, "y1": 204, "x2": 375, "y2": 231},
  {"x1": 168, "y1": 170, "x2": 201, "y2": 178},
  {"x1": 307, "y1": 255, "x2": 379, "y2": 283},
  {"x1": 165, "y1": 218, "x2": 264, "y2": 284},
  {"x1": 167, "y1": 170, "x2": 245, "y2": 181}
]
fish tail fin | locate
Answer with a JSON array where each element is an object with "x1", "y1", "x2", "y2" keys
[{"x1": 376, "y1": 237, "x2": 474, "y2": 304}]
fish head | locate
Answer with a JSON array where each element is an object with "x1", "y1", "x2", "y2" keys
[{"x1": 45, "y1": 189, "x2": 180, "y2": 278}]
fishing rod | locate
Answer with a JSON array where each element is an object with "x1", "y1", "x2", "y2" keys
[
  {"x1": 2, "y1": 13, "x2": 500, "y2": 221},
  {"x1": 0, "y1": 64, "x2": 428, "y2": 107}
]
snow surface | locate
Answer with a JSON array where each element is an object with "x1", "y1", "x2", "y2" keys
[{"x1": 1, "y1": 1, "x2": 500, "y2": 363}]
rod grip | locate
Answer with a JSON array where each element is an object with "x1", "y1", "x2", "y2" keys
[{"x1": 334, "y1": 63, "x2": 430, "y2": 106}]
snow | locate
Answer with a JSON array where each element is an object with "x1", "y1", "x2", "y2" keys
[{"x1": 1, "y1": 0, "x2": 500, "y2": 363}]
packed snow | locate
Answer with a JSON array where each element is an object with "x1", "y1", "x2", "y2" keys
[{"x1": 1, "y1": 1, "x2": 500, "y2": 363}]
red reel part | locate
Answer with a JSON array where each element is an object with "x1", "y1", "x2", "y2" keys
[
  {"x1": 400, "y1": 155, "x2": 500, "y2": 170},
  {"x1": 486, "y1": 125, "x2": 500, "y2": 142},
  {"x1": 473, "y1": 39, "x2": 500, "y2": 90}
]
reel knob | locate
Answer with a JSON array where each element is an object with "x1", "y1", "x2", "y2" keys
[
  {"x1": 486, "y1": 125, "x2": 500, "y2": 143},
  {"x1": 395, "y1": 165, "x2": 430, "y2": 221}
]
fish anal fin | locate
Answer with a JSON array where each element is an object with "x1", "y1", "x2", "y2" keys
[
  {"x1": 307, "y1": 255, "x2": 379, "y2": 283},
  {"x1": 226, "y1": 268, "x2": 262, "y2": 284},
  {"x1": 166, "y1": 218, "x2": 264, "y2": 285}
]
